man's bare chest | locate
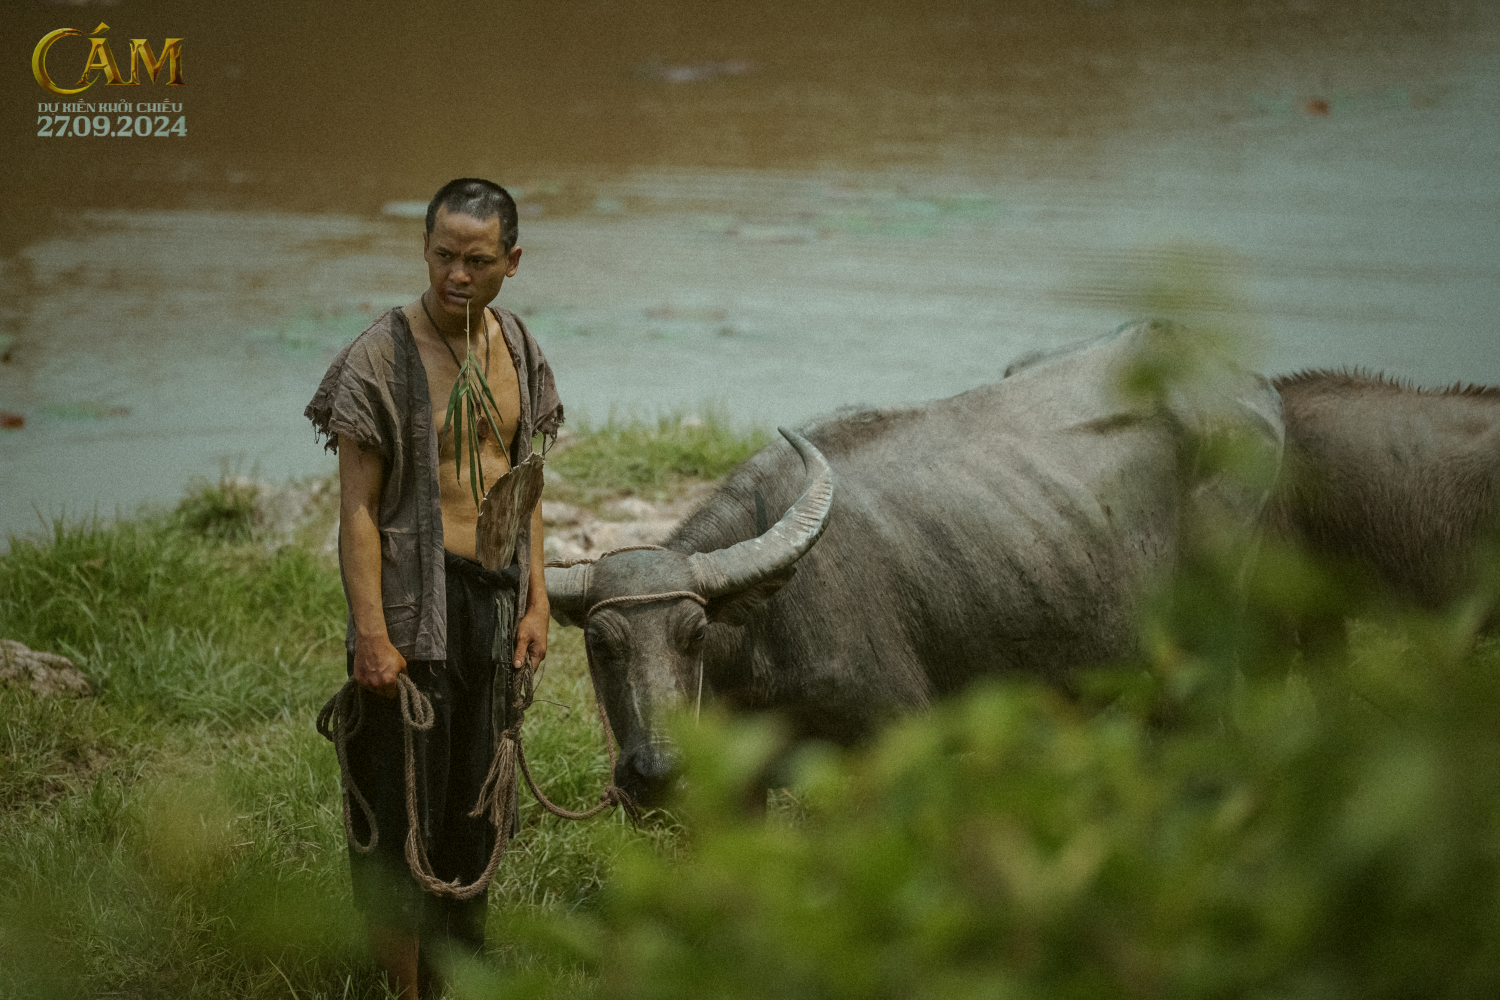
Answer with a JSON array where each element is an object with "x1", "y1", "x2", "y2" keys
[{"x1": 409, "y1": 309, "x2": 523, "y2": 463}]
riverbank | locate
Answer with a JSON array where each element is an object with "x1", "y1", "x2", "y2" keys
[
  {"x1": 0, "y1": 415, "x2": 762, "y2": 997},
  {"x1": 5, "y1": 413, "x2": 1500, "y2": 997}
]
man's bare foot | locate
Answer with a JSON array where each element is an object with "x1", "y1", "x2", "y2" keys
[{"x1": 369, "y1": 925, "x2": 420, "y2": 998}]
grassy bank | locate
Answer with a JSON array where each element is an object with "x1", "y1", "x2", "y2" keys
[
  {"x1": 544, "y1": 406, "x2": 769, "y2": 509},
  {"x1": 5, "y1": 410, "x2": 1500, "y2": 998},
  {"x1": 0, "y1": 511, "x2": 656, "y2": 998},
  {"x1": 0, "y1": 412, "x2": 761, "y2": 998}
]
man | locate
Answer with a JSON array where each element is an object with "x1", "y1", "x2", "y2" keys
[{"x1": 306, "y1": 178, "x2": 563, "y2": 998}]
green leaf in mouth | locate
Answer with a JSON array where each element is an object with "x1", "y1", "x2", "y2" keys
[{"x1": 439, "y1": 301, "x2": 512, "y2": 508}]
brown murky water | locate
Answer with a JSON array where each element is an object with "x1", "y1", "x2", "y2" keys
[{"x1": 3, "y1": 1, "x2": 1498, "y2": 540}]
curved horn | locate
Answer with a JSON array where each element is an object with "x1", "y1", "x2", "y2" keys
[
  {"x1": 544, "y1": 562, "x2": 592, "y2": 628},
  {"x1": 688, "y1": 427, "x2": 835, "y2": 599}
]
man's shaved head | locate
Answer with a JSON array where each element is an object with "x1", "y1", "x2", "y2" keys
[{"x1": 425, "y1": 178, "x2": 519, "y2": 251}]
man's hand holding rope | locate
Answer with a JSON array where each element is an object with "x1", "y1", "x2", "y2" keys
[
  {"x1": 514, "y1": 606, "x2": 548, "y2": 672},
  {"x1": 353, "y1": 634, "x2": 408, "y2": 700},
  {"x1": 512, "y1": 493, "x2": 551, "y2": 672}
]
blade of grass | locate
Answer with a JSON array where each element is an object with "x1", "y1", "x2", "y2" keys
[
  {"x1": 450, "y1": 386, "x2": 466, "y2": 488},
  {"x1": 268, "y1": 959, "x2": 300, "y2": 1000},
  {"x1": 438, "y1": 302, "x2": 512, "y2": 508},
  {"x1": 477, "y1": 377, "x2": 511, "y2": 463},
  {"x1": 443, "y1": 381, "x2": 464, "y2": 486},
  {"x1": 468, "y1": 400, "x2": 483, "y2": 506}
]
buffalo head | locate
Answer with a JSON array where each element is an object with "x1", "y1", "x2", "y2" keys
[{"x1": 546, "y1": 428, "x2": 834, "y2": 806}]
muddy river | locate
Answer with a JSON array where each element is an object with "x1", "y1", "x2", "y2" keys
[{"x1": 3, "y1": 0, "x2": 1497, "y2": 542}]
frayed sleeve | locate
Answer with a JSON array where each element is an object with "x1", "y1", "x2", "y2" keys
[
  {"x1": 304, "y1": 326, "x2": 396, "y2": 458},
  {"x1": 511, "y1": 312, "x2": 565, "y2": 445}
]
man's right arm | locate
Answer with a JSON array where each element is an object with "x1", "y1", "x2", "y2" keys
[{"x1": 339, "y1": 435, "x2": 406, "y2": 698}]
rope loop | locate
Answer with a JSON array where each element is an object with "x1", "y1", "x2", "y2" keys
[
  {"x1": 588, "y1": 590, "x2": 707, "y2": 616},
  {"x1": 318, "y1": 545, "x2": 705, "y2": 896},
  {"x1": 318, "y1": 640, "x2": 649, "y2": 897},
  {"x1": 546, "y1": 543, "x2": 671, "y2": 570},
  {"x1": 396, "y1": 672, "x2": 435, "y2": 731},
  {"x1": 316, "y1": 680, "x2": 378, "y2": 853}
]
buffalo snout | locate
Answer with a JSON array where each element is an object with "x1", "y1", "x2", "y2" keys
[{"x1": 616, "y1": 739, "x2": 680, "y2": 808}]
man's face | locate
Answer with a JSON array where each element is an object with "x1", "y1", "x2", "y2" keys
[{"x1": 422, "y1": 206, "x2": 522, "y2": 323}]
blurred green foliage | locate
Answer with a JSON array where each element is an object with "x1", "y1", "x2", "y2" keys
[{"x1": 466, "y1": 574, "x2": 1500, "y2": 1000}]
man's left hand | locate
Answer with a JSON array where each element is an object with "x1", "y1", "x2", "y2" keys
[{"x1": 514, "y1": 606, "x2": 549, "y2": 670}]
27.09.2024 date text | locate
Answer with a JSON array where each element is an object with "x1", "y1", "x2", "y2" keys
[{"x1": 38, "y1": 115, "x2": 187, "y2": 138}]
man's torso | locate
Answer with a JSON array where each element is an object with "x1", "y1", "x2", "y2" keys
[{"x1": 403, "y1": 303, "x2": 523, "y2": 561}]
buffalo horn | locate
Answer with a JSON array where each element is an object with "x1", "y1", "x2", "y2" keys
[
  {"x1": 689, "y1": 427, "x2": 835, "y2": 599},
  {"x1": 544, "y1": 562, "x2": 592, "y2": 628}
]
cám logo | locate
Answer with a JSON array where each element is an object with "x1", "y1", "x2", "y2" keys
[{"x1": 32, "y1": 22, "x2": 184, "y2": 97}]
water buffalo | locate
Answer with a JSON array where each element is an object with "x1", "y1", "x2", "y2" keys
[
  {"x1": 1262, "y1": 369, "x2": 1500, "y2": 654},
  {"x1": 546, "y1": 322, "x2": 1285, "y2": 805}
]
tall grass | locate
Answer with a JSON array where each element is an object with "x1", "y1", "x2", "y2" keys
[
  {"x1": 5, "y1": 396, "x2": 1499, "y2": 998},
  {"x1": 0, "y1": 512, "x2": 343, "y2": 726},
  {"x1": 173, "y1": 474, "x2": 261, "y2": 543},
  {"x1": 0, "y1": 460, "x2": 700, "y2": 996},
  {"x1": 546, "y1": 406, "x2": 769, "y2": 507}
]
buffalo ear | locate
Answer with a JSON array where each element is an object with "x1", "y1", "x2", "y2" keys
[{"x1": 705, "y1": 566, "x2": 795, "y2": 627}]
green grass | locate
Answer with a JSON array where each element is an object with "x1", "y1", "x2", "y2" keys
[
  {"x1": 0, "y1": 512, "x2": 342, "y2": 726},
  {"x1": 0, "y1": 501, "x2": 673, "y2": 999},
  {"x1": 5, "y1": 409, "x2": 1500, "y2": 998},
  {"x1": 545, "y1": 406, "x2": 769, "y2": 508},
  {"x1": 171, "y1": 475, "x2": 261, "y2": 543},
  {"x1": 0, "y1": 412, "x2": 765, "y2": 997}
]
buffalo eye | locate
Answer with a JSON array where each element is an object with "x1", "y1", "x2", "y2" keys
[
  {"x1": 679, "y1": 619, "x2": 709, "y2": 653},
  {"x1": 586, "y1": 623, "x2": 626, "y2": 664}
]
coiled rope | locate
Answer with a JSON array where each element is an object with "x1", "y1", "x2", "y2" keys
[
  {"x1": 317, "y1": 543, "x2": 707, "y2": 898},
  {"x1": 318, "y1": 660, "x2": 637, "y2": 899}
]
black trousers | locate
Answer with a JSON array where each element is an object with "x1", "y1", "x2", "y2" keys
[{"x1": 345, "y1": 551, "x2": 517, "y2": 958}]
